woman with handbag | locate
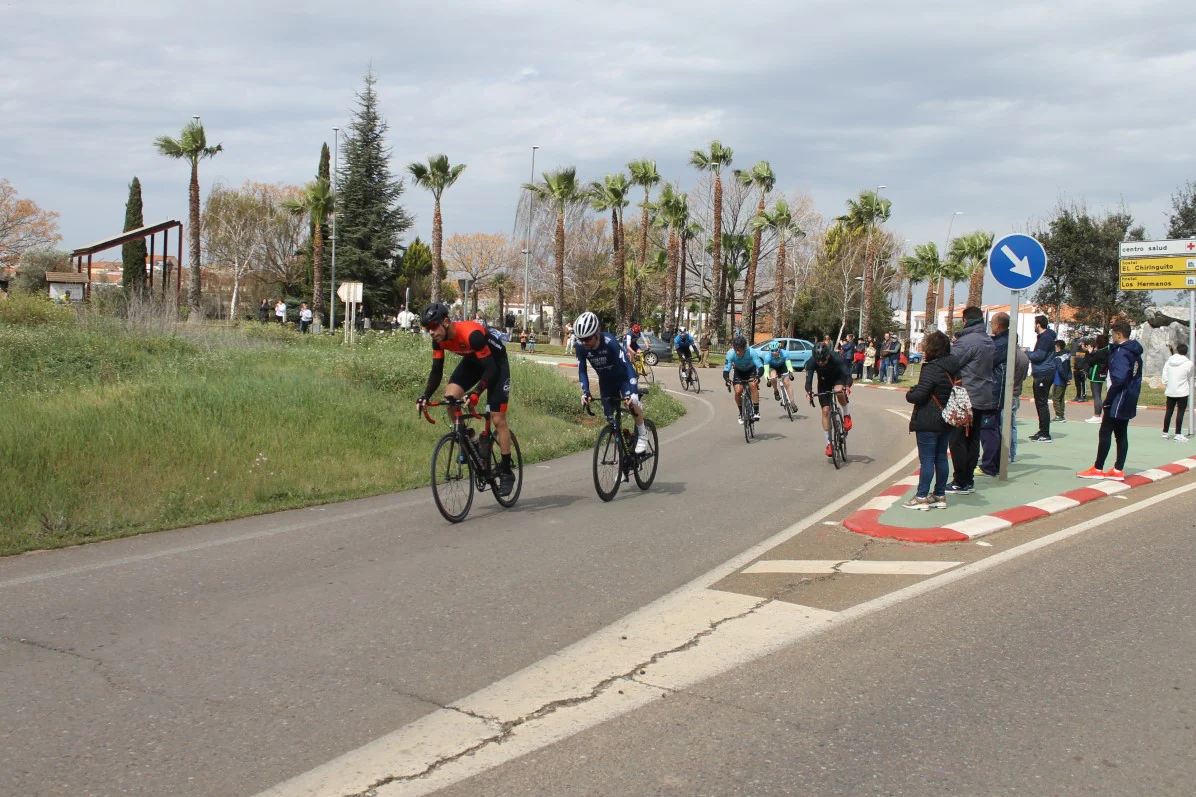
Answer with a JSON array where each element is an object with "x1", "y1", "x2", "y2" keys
[{"x1": 903, "y1": 330, "x2": 961, "y2": 510}]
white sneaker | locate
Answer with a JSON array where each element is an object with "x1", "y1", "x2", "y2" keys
[
  {"x1": 737, "y1": 417, "x2": 743, "y2": 424},
  {"x1": 1163, "y1": 432, "x2": 1172, "y2": 440},
  {"x1": 1176, "y1": 434, "x2": 1189, "y2": 443},
  {"x1": 1085, "y1": 416, "x2": 1101, "y2": 424},
  {"x1": 752, "y1": 413, "x2": 760, "y2": 421},
  {"x1": 635, "y1": 431, "x2": 650, "y2": 453}
]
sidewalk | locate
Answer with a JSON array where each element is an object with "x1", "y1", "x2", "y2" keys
[{"x1": 845, "y1": 422, "x2": 1196, "y2": 542}]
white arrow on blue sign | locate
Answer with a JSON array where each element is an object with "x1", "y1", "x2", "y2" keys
[{"x1": 987, "y1": 233, "x2": 1047, "y2": 291}]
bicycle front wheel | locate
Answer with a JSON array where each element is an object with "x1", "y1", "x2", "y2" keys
[
  {"x1": 831, "y1": 412, "x2": 846, "y2": 469},
  {"x1": 633, "y1": 419, "x2": 659, "y2": 490},
  {"x1": 690, "y1": 368, "x2": 700, "y2": 394},
  {"x1": 490, "y1": 432, "x2": 524, "y2": 508},
  {"x1": 678, "y1": 364, "x2": 689, "y2": 390},
  {"x1": 642, "y1": 363, "x2": 655, "y2": 385},
  {"x1": 742, "y1": 396, "x2": 753, "y2": 443},
  {"x1": 593, "y1": 425, "x2": 623, "y2": 501},
  {"x1": 431, "y1": 433, "x2": 474, "y2": 522},
  {"x1": 783, "y1": 389, "x2": 794, "y2": 422}
]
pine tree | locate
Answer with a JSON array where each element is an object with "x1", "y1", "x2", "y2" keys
[
  {"x1": 121, "y1": 177, "x2": 148, "y2": 297},
  {"x1": 336, "y1": 70, "x2": 413, "y2": 311}
]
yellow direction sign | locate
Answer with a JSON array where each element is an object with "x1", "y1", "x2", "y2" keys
[
  {"x1": 1119, "y1": 256, "x2": 1196, "y2": 275},
  {"x1": 1120, "y1": 273, "x2": 1196, "y2": 291}
]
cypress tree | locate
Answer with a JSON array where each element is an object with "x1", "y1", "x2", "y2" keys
[
  {"x1": 121, "y1": 177, "x2": 148, "y2": 297},
  {"x1": 336, "y1": 69, "x2": 413, "y2": 311}
]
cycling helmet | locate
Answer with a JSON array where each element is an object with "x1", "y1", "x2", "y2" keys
[
  {"x1": 768, "y1": 340, "x2": 780, "y2": 352},
  {"x1": 420, "y1": 303, "x2": 450, "y2": 326},
  {"x1": 733, "y1": 335, "x2": 747, "y2": 349},
  {"x1": 813, "y1": 342, "x2": 832, "y2": 362},
  {"x1": 631, "y1": 323, "x2": 641, "y2": 334},
  {"x1": 574, "y1": 311, "x2": 600, "y2": 339},
  {"x1": 678, "y1": 326, "x2": 686, "y2": 334}
]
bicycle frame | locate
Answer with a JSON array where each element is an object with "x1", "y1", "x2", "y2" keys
[
  {"x1": 423, "y1": 399, "x2": 494, "y2": 479},
  {"x1": 585, "y1": 398, "x2": 637, "y2": 477}
]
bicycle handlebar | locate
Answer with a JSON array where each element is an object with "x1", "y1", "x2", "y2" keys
[{"x1": 420, "y1": 397, "x2": 486, "y2": 425}]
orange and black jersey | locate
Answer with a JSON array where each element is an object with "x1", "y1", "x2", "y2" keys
[{"x1": 423, "y1": 322, "x2": 508, "y2": 399}]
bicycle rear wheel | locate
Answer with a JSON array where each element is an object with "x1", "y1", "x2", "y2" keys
[
  {"x1": 592, "y1": 425, "x2": 623, "y2": 501},
  {"x1": 489, "y1": 432, "x2": 524, "y2": 508},
  {"x1": 633, "y1": 419, "x2": 659, "y2": 490},
  {"x1": 431, "y1": 433, "x2": 474, "y2": 522}
]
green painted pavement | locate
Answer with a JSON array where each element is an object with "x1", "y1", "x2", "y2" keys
[{"x1": 879, "y1": 422, "x2": 1193, "y2": 528}]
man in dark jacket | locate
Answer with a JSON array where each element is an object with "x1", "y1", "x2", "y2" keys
[
  {"x1": 1026, "y1": 314, "x2": 1058, "y2": 442},
  {"x1": 1077, "y1": 322, "x2": 1142, "y2": 480},
  {"x1": 885, "y1": 333, "x2": 902, "y2": 383},
  {"x1": 982, "y1": 312, "x2": 1031, "y2": 474},
  {"x1": 945, "y1": 306, "x2": 996, "y2": 494}
]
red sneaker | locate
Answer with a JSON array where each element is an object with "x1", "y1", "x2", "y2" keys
[
  {"x1": 1103, "y1": 468, "x2": 1125, "y2": 481},
  {"x1": 825, "y1": 443, "x2": 833, "y2": 458},
  {"x1": 1076, "y1": 466, "x2": 1105, "y2": 479},
  {"x1": 843, "y1": 415, "x2": 853, "y2": 432}
]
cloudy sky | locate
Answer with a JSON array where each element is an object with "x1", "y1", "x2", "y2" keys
[{"x1": 3, "y1": 0, "x2": 1194, "y2": 302}]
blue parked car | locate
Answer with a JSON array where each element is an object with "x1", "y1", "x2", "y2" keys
[{"x1": 750, "y1": 338, "x2": 815, "y2": 370}]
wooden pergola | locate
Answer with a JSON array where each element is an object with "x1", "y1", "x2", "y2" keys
[{"x1": 69, "y1": 220, "x2": 183, "y2": 300}]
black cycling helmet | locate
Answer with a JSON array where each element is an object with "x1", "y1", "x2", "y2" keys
[
  {"x1": 732, "y1": 335, "x2": 748, "y2": 349},
  {"x1": 813, "y1": 342, "x2": 832, "y2": 362},
  {"x1": 420, "y1": 303, "x2": 450, "y2": 326}
]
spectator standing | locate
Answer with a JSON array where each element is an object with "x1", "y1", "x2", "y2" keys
[
  {"x1": 397, "y1": 304, "x2": 417, "y2": 334},
  {"x1": 981, "y1": 312, "x2": 1029, "y2": 474},
  {"x1": 852, "y1": 338, "x2": 866, "y2": 379},
  {"x1": 839, "y1": 334, "x2": 855, "y2": 362},
  {"x1": 1077, "y1": 322, "x2": 1143, "y2": 480},
  {"x1": 699, "y1": 330, "x2": 712, "y2": 367},
  {"x1": 1026, "y1": 314, "x2": 1058, "y2": 442},
  {"x1": 527, "y1": 329, "x2": 536, "y2": 353},
  {"x1": 519, "y1": 328, "x2": 528, "y2": 351},
  {"x1": 1051, "y1": 339, "x2": 1071, "y2": 423},
  {"x1": 1073, "y1": 341, "x2": 1088, "y2": 401},
  {"x1": 299, "y1": 302, "x2": 312, "y2": 333},
  {"x1": 877, "y1": 333, "x2": 892, "y2": 382},
  {"x1": 1162, "y1": 342, "x2": 1192, "y2": 440},
  {"x1": 1084, "y1": 335, "x2": 1110, "y2": 423},
  {"x1": 945, "y1": 306, "x2": 996, "y2": 495},
  {"x1": 863, "y1": 337, "x2": 877, "y2": 381},
  {"x1": 903, "y1": 330, "x2": 960, "y2": 510},
  {"x1": 885, "y1": 333, "x2": 902, "y2": 383},
  {"x1": 258, "y1": 298, "x2": 270, "y2": 323},
  {"x1": 505, "y1": 311, "x2": 516, "y2": 336},
  {"x1": 274, "y1": 299, "x2": 287, "y2": 325}
]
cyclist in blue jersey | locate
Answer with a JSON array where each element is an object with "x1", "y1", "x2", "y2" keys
[
  {"x1": 673, "y1": 327, "x2": 696, "y2": 370},
  {"x1": 805, "y1": 342, "x2": 854, "y2": 458},
  {"x1": 762, "y1": 340, "x2": 797, "y2": 406},
  {"x1": 623, "y1": 322, "x2": 643, "y2": 359},
  {"x1": 723, "y1": 335, "x2": 763, "y2": 423},
  {"x1": 574, "y1": 312, "x2": 649, "y2": 453}
]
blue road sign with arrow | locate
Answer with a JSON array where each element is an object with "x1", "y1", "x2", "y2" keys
[{"x1": 988, "y1": 233, "x2": 1047, "y2": 291}]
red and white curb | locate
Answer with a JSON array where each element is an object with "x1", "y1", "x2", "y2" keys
[{"x1": 844, "y1": 457, "x2": 1196, "y2": 543}]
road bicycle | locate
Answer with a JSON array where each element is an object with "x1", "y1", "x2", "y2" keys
[
  {"x1": 421, "y1": 397, "x2": 523, "y2": 522},
  {"x1": 584, "y1": 388, "x2": 659, "y2": 502},
  {"x1": 678, "y1": 354, "x2": 700, "y2": 393},
  {"x1": 770, "y1": 374, "x2": 795, "y2": 422},
  {"x1": 810, "y1": 389, "x2": 848, "y2": 469},
  {"x1": 727, "y1": 376, "x2": 758, "y2": 443},
  {"x1": 632, "y1": 352, "x2": 655, "y2": 385}
]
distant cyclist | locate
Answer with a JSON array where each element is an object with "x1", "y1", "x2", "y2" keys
[
  {"x1": 673, "y1": 327, "x2": 696, "y2": 373},
  {"x1": 624, "y1": 323, "x2": 644, "y2": 360},
  {"x1": 762, "y1": 340, "x2": 797, "y2": 407},
  {"x1": 805, "y1": 341, "x2": 853, "y2": 458},
  {"x1": 416, "y1": 302, "x2": 516, "y2": 495},
  {"x1": 574, "y1": 312, "x2": 650, "y2": 453},
  {"x1": 723, "y1": 335, "x2": 763, "y2": 423}
]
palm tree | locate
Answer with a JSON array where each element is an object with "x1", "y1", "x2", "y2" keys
[
  {"x1": 899, "y1": 243, "x2": 940, "y2": 347},
  {"x1": 523, "y1": 167, "x2": 584, "y2": 342},
  {"x1": 589, "y1": 173, "x2": 631, "y2": 326},
  {"x1": 949, "y1": 231, "x2": 996, "y2": 310},
  {"x1": 941, "y1": 248, "x2": 970, "y2": 333},
  {"x1": 690, "y1": 142, "x2": 733, "y2": 341},
  {"x1": 837, "y1": 189, "x2": 893, "y2": 337},
  {"x1": 708, "y1": 231, "x2": 752, "y2": 333},
  {"x1": 751, "y1": 198, "x2": 806, "y2": 337},
  {"x1": 154, "y1": 119, "x2": 222, "y2": 319},
  {"x1": 735, "y1": 160, "x2": 776, "y2": 338},
  {"x1": 281, "y1": 178, "x2": 334, "y2": 327},
  {"x1": 651, "y1": 184, "x2": 690, "y2": 337},
  {"x1": 407, "y1": 155, "x2": 467, "y2": 304},
  {"x1": 628, "y1": 159, "x2": 661, "y2": 297}
]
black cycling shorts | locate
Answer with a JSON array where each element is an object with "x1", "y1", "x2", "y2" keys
[
  {"x1": 731, "y1": 367, "x2": 758, "y2": 383},
  {"x1": 815, "y1": 378, "x2": 850, "y2": 407},
  {"x1": 449, "y1": 357, "x2": 511, "y2": 412}
]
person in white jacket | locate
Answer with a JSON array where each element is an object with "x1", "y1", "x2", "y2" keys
[{"x1": 1161, "y1": 342, "x2": 1192, "y2": 441}]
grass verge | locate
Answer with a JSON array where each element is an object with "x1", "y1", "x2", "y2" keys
[{"x1": 0, "y1": 317, "x2": 684, "y2": 555}]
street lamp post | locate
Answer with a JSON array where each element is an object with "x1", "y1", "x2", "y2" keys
[
  {"x1": 330, "y1": 127, "x2": 339, "y2": 333},
  {"x1": 855, "y1": 275, "x2": 865, "y2": 339},
  {"x1": 931, "y1": 211, "x2": 963, "y2": 329},
  {"x1": 522, "y1": 146, "x2": 538, "y2": 332}
]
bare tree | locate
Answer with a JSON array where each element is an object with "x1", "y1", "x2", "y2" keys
[{"x1": 202, "y1": 182, "x2": 266, "y2": 320}]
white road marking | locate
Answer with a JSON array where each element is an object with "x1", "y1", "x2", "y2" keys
[{"x1": 742, "y1": 560, "x2": 962, "y2": 576}]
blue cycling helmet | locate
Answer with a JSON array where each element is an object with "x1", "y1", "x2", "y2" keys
[{"x1": 768, "y1": 341, "x2": 780, "y2": 352}]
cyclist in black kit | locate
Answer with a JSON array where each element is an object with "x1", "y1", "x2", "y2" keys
[{"x1": 805, "y1": 342, "x2": 854, "y2": 458}]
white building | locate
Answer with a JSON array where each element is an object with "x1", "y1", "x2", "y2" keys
[{"x1": 899, "y1": 304, "x2": 1080, "y2": 349}]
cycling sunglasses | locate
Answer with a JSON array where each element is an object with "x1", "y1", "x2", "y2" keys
[{"x1": 423, "y1": 320, "x2": 442, "y2": 332}]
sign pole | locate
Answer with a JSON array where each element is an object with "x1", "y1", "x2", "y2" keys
[
  {"x1": 1190, "y1": 289, "x2": 1194, "y2": 438},
  {"x1": 999, "y1": 291, "x2": 1020, "y2": 481}
]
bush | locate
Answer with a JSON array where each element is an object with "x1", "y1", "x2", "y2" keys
[{"x1": 0, "y1": 292, "x2": 75, "y2": 326}]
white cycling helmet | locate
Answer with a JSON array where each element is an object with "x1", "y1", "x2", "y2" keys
[
  {"x1": 678, "y1": 326, "x2": 686, "y2": 334},
  {"x1": 574, "y1": 311, "x2": 600, "y2": 339}
]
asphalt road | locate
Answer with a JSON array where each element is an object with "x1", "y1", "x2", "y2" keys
[{"x1": 1, "y1": 371, "x2": 917, "y2": 797}]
